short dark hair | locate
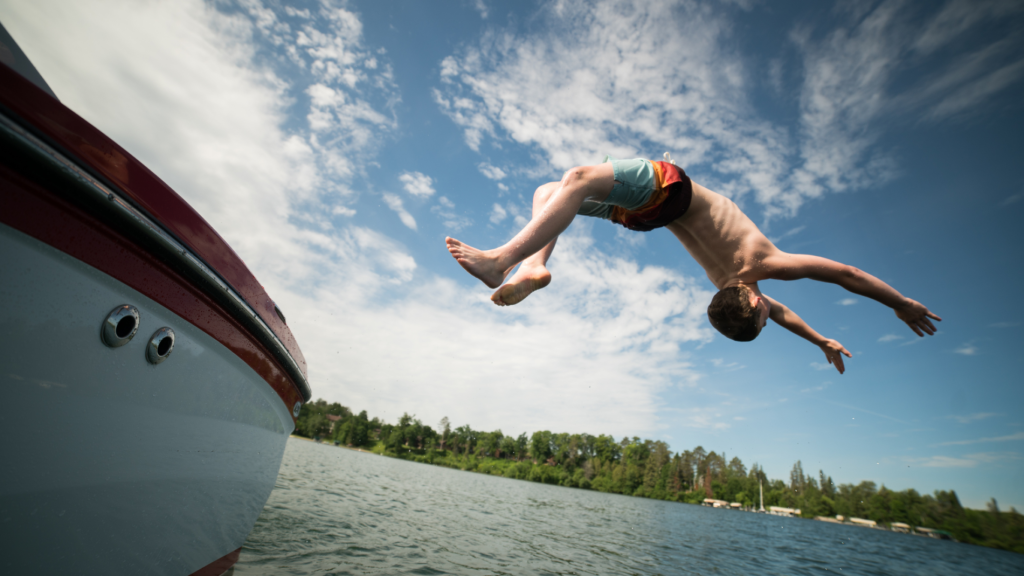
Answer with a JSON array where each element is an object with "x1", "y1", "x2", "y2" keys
[{"x1": 707, "y1": 285, "x2": 760, "y2": 342}]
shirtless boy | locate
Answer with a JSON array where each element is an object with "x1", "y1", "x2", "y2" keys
[{"x1": 446, "y1": 157, "x2": 941, "y2": 374}]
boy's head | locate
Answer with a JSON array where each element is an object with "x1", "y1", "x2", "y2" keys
[{"x1": 707, "y1": 285, "x2": 767, "y2": 342}]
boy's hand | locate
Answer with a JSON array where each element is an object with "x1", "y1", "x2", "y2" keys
[
  {"x1": 895, "y1": 299, "x2": 942, "y2": 337},
  {"x1": 820, "y1": 339, "x2": 852, "y2": 374}
]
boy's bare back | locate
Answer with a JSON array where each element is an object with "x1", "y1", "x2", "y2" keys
[{"x1": 664, "y1": 182, "x2": 780, "y2": 291}]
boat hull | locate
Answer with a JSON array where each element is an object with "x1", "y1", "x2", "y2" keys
[{"x1": 0, "y1": 221, "x2": 294, "y2": 574}]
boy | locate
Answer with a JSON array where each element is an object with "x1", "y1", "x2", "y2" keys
[{"x1": 446, "y1": 157, "x2": 940, "y2": 374}]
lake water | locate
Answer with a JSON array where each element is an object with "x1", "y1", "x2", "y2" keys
[{"x1": 235, "y1": 438, "x2": 1023, "y2": 575}]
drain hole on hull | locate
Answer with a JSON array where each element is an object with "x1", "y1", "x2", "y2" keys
[
  {"x1": 102, "y1": 304, "x2": 140, "y2": 348},
  {"x1": 146, "y1": 327, "x2": 175, "y2": 365},
  {"x1": 116, "y1": 315, "x2": 136, "y2": 339},
  {"x1": 157, "y1": 336, "x2": 172, "y2": 356}
]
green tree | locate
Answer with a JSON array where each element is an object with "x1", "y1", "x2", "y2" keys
[{"x1": 530, "y1": 431, "x2": 553, "y2": 463}]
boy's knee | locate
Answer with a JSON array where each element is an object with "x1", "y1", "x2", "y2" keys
[
  {"x1": 561, "y1": 166, "x2": 589, "y2": 186},
  {"x1": 534, "y1": 181, "x2": 560, "y2": 202}
]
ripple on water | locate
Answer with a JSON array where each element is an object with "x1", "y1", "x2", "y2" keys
[{"x1": 235, "y1": 439, "x2": 1024, "y2": 576}]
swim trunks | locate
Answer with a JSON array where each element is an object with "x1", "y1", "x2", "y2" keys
[{"x1": 577, "y1": 158, "x2": 693, "y2": 232}]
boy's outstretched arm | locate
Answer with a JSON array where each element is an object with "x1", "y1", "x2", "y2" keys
[
  {"x1": 764, "y1": 295, "x2": 852, "y2": 374},
  {"x1": 763, "y1": 254, "x2": 942, "y2": 337}
]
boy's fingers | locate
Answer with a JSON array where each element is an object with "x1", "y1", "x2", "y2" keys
[{"x1": 928, "y1": 312, "x2": 942, "y2": 321}]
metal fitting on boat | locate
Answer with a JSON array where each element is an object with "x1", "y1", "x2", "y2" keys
[
  {"x1": 293, "y1": 401, "x2": 302, "y2": 418},
  {"x1": 101, "y1": 305, "x2": 140, "y2": 347},
  {"x1": 146, "y1": 327, "x2": 175, "y2": 364}
]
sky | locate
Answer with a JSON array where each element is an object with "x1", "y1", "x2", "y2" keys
[{"x1": 2, "y1": 0, "x2": 1022, "y2": 510}]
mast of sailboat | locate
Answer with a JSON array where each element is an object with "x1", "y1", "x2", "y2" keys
[{"x1": 759, "y1": 479, "x2": 765, "y2": 512}]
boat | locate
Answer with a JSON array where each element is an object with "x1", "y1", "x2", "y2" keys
[{"x1": 0, "y1": 22, "x2": 310, "y2": 576}]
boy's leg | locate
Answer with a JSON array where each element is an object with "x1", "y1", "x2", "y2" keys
[
  {"x1": 446, "y1": 163, "x2": 615, "y2": 289},
  {"x1": 491, "y1": 182, "x2": 560, "y2": 306}
]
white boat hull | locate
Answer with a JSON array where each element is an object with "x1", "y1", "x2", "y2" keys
[{"x1": 0, "y1": 222, "x2": 294, "y2": 575}]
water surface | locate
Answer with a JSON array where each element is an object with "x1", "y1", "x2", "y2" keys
[{"x1": 236, "y1": 438, "x2": 1023, "y2": 575}]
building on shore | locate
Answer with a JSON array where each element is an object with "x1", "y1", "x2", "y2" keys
[
  {"x1": 891, "y1": 522, "x2": 911, "y2": 533},
  {"x1": 850, "y1": 517, "x2": 879, "y2": 528},
  {"x1": 769, "y1": 506, "x2": 801, "y2": 517}
]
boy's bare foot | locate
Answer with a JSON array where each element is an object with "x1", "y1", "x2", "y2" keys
[
  {"x1": 491, "y1": 265, "x2": 551, "y2": 306},
  {"x1": 446, "y1": 237, "x2": 513, "y2": 289}
]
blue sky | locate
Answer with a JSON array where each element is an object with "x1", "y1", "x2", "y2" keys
[{"x1": 3, "y1": 0, "x2": 1022, "y2": 509}]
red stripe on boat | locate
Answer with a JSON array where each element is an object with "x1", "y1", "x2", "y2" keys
[
  {"x1": 190, "y1": 547, "x2": 242, "y2": 576},
  {"x1": 0, "y1": 61, "x2": 307, "y2": 384},
  {"x1": 0, "y1": 163, "x2": 304, "y2": 420}
]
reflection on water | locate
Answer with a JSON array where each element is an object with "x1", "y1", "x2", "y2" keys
[{"x1": 236, "y1": 438, "x2": 1022, "y2": 575}]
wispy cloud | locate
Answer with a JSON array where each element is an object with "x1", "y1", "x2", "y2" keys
[
  {"x1": 399, "y1": 171, "x2": 436, "y2": 197},
  {"x1": 878, "y1": 334, "x2": 903, "y2": 342},
  {"x1": 661, "y1": 405, "x2": 735, "y2": 430},
  {"x1": 709, "y1": 358, "x2": 745, "y2": 372},
  {"x1": 911, "y1": 452, "x2": 1021, "y2": 468},
  {"x1": 768, "y1": 226, "x2": 806, "y2": 243},
  {"x1": 1001, "y1": 193, "x2": 1022, "y2": 206},
  {"x1": 948, "y1": 413, "x2": 999, "y2": 424},
  {"x1": 989, "y1": 321, "x2": 1020, "y2": 328},
  {"x1": 478, "y1": 162, "x2": 506, "y2": 180},
  {"x1": 837, "y1": 298, "x2": 858, "y2": 306},
  {"x1": 915, "y1": 455, "x2": 979, "y2": 468},
  {"x1": 489, "y1": 203, "x2": 508, "y2": 224},
  {"x1": 937, "y1": 431, "x2": 1024, "y2": 447},
  {"x1": 383, "y1": 193, "x2": 417, "y2": 230},
  {"x1": 431, "y1": 196, "x2": 472, "y2": 232},
  {"x1": 801, "y1": 381, "x2": 831, "y2": 393},
  {"x1": 954, "y1": 343, "x2": 978, "y2": 355},
  {"x1": 435, "y1": 0, "x2": 1021, "y2": 223},
  {"x1": 472, "y1": 0, "x2": 489, "y2": 20},
  {"x1": 823, "y1": 400, "x2": 908, "y2": 424},
  {"x1": 810, "y1": 362, "x2": 833, "y2": 371}
]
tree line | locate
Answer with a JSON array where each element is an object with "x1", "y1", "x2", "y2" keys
[{"x1": 295, "y1": 399, "x2": 1023, "y2": 554}]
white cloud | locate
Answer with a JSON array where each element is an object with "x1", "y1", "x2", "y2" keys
[
  {"x1": 801, "y1": 381, "x2": 831, "y2": 393},
  {"x1": 472, "y1": 0, "x2": 489, "y2": 20},
  {"x1": 912, "y1": 452, "x2": 1021, "y2": 468},
  {"x1": 383, "y1": 193, "x2": 418, "y2": 230},
  {"x1": 810, "y1": 362, "x2": 833, "y2": 371},
  {"x1": 709, "y1": 358, "x2": 744, "y2": 372},
  {"x1": 431, "y1": 196, "x2": 472, "y2": 232},
  {"x1": 661, "y1": 405, "x2": 734, "y2": 430},
  {"x1": 399, "y1": 171, "x2": 436, "y2": 197},
  {"x1": 768, "y1": 225, "x2": 805, "y2": 243},
  {"x1": 877, "y1": 334, "x2": 903, "y2": 342},
  {"x1": 434, "y1": 0, "x2": 1024, "y2": 219},
  {"x1": 990, "y1": 321, "x2": 1021, "y2": 328},
  {"x1": 489, "y1": 203, "x2": 508, "y2": 224},
  {"x1": 954, "y1": 343, "x2": 978, "y2": 356},
  {"x1": 948, "y1": 413, "x2": 999, "y2": 424},
  {"x1": 964, "y1": 452, "x2": 1021, "y2": 464},
  {"x1": 916, "y1": 455, "x2": 978, "y2": 468},
  {"x1": 836, "y1": 298, "x2": 858, "y2": 306},
  {"x1": 284, "y1": 6, "x2": 311, "y2": 19},
  {"x1": 1002, "y1": 193, "x2": 1023, "y2": 206},
  {"x1": 478, "y1": 162, "x2": 507, "y2": 180},
  {"x1": 937, "y1": 432, "x2": 1024, "y2": 447}
]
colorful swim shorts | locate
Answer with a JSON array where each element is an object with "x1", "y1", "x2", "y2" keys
[{"x1": 577, "y1": 157, "x2": 693, "y2": 232}]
